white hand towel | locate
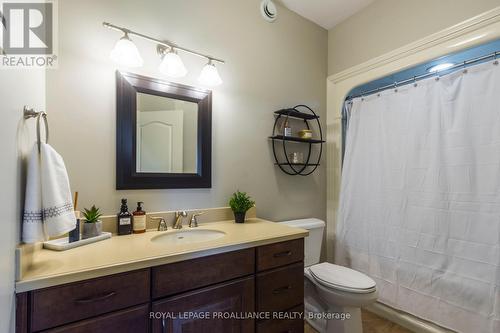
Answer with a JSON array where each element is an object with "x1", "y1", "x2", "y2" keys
[
  {"x1": 22, "y1": 143, "x2": 76, "y2": 243},
  {"x1": 22, "y1": 146, "x2": 44, "y2": 243}
]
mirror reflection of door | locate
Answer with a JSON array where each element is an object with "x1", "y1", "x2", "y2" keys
[
  {"x1": 136, "y1": 93, "x2": 198, "y2": 174},
  {"x1": 137, "y1": 110, "x2": 183, "y2": 173}
]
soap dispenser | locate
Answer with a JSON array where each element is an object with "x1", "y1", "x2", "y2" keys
[
  {"x1": 133, "y1": 202, "x2": 146, "y2": 234},
  {"x1": 117, "y1": 199, "x2": 133, "y2": 235}
]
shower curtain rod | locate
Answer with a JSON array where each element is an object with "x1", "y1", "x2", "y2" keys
[{"x1": 347, "y1": 50, "x2": 500, "y2": 100}]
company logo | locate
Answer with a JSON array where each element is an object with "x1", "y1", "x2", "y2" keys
[{"x1": 0, "y1": 0, "x2": 57, "y2": 68}]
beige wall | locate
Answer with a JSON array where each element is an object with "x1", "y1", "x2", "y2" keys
[
  {"x1": 328, "y1": 0, "x2": 500, "y2": 75},
  {"x1": 46, "y1": 0, "x2": 327, "y2": 221},
  {"x1": 0, "y1": 69, "x2": 44, "y2": 332}
]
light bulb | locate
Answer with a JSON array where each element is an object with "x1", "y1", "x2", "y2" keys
[
  {"x1": 159, "y1": 49, "x2": 187, "y2": 78},
  {"x1": 110, "y1": 33, "x2": 143, "y2": 68},
  {"x1": 198, "y1": 61, "x2": 222, "y2": 86}
]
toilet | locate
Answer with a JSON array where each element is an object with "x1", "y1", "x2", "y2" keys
[{"x1": 281, "y1": 218, "x2": 378, "y2": 333}]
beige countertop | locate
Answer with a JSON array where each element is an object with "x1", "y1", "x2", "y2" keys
[{"x1": 16, "y1": 218, "x2": 307, "y2": 292}]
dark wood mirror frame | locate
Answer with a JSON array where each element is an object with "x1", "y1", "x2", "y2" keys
[{"x1": 116, "y1": 71, "x2": 212, "y2": 189}]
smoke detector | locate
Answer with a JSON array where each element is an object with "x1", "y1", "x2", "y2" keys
[{"x1": 260, "y1": 0, "x2": 277, "y2": 23}]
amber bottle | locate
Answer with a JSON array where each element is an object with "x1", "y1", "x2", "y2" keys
[{"x1": 133, "y1": 202, "x2": 146, "y2": 234}]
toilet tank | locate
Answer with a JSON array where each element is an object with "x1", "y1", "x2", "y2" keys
[{"x1": 280, "y1": 218, "x2": 325, "y2": 267}]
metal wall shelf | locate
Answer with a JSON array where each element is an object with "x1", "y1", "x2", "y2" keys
[
  {"x1": 270, "y1": 105, "x2": 323, "y2": 176},
  {"x1": 274, "y1": 108, "x2": 320, "y2": 120},
  {"x1": 268, "y1": 135, "x2": 325, "y2": 144},
  {"x1": 274, "y1": 163, "x2": 320, "y2": 166}
]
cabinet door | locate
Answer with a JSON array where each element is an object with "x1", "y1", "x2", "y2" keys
[{"x1": 152, "y1": 276, "x2": 254, "y2": 333}]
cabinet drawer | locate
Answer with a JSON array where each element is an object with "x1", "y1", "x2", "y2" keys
[
  {"x1": 257, "y1": 262, "x2": 303, "y2": 312},
  {"x1": 257, "y1": 239, "x2": 304, "y2": 271},
  {"x1": 152, "y1": 248, "x2": 254, "y2": 299},
  {"x1": 256, "y1": 305, "x2": 304, "y2": 333},
  {"x1": 256, "y1": 318, "x2": 304, "y2": 333},
  {"x1": 31, "y1": 269, "x2": 150, "y2": 331},
  {"x1": 41, "y1": 304, "x2": 149, "y2": 333}
]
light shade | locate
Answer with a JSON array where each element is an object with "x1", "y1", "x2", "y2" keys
[
  {"x1": 159, "y1": 50, "x2": 187, "y2": 78},
  {"x1": 110, "y1": 34, "x2": 143, "y2": 68},
  {"x1": 428, "y1": 63, "x2": 454, "y2": 73},
  {"x1": 198, "y1": 61, "x2": 223, "y2": 86}
]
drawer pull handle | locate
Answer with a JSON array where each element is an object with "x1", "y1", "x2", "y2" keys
[
  {"x1": 273, "y1": 251, "x2": 292, "y2": 258},
  {"x1": 74, "y1": 291, "x2": 116, "y2": 304},
  {"x1": 272, "y1": 285, "x2": 292, "y2": 294}
]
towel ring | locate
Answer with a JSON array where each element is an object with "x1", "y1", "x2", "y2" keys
[
  {"x1": 36, "y1": 112, "x2": 49, "y2": 152},
  {"x1": 24, "y1": 106, "x2": 49, "y2": 152}
]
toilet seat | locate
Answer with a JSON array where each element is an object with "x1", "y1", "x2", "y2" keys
[{"x1": 308, "y1": 263, "x2": 376, "y2": 294}]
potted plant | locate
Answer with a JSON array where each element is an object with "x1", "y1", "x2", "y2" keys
[
  {"x1": 229, "y1": 191, "x2": 255, "y2": 223},
  {"x1": 82, "y1": 205, "x2": 103, "y2": 239}
]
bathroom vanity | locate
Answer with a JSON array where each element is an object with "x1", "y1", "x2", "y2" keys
[{"x1": 15, "y1": 218, "x2": 307, "y2": 333}]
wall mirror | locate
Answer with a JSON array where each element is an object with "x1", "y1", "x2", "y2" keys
[{"x1": 116, "y1": 71, "x2": 212, "y2": 189}]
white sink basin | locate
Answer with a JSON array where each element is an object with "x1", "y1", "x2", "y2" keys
[{"x1": 150, "y1": 229, "x2": 226, "y2": 245}]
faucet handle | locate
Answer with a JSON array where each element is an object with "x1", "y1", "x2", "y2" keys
[
  {"x1": 175, "y1": 211, "x2": 188, "y2": 218},
  {"x1": 173, "y1": 211, "x2": 188, "y2": 229},
  {"x1": 189, "y1": 212, "x2": 204, "y2": 228},
  {"x1": 151, "y1": 217, "x2": 167, "y2": 231}
]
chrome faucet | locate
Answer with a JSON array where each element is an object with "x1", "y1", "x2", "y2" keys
[
  {"x1": 151, "y1": 217, "x2": 167, "y2": 231},
  {"x1": 189, "y1": 212, "x2": 204, "y2": 228},
  {"x1": 173, "y1": 211, "x2": 187, "y2": 229}
]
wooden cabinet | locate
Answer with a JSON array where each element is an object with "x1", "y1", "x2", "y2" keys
[
  {"x1": 16, "y1": 293, "x2": 28, "y2": 333},
  {"x1": 31, "y1": 269, "x2": 150, "y2": 331},
  {"x1": 256, "y1": 317, "x2": 304, "y2": 333},
  {"x1": 152, "y1": 248, "x2": 254, "y2": 299},
  {"x1": 17, "y1": 238, "x2": 304, "y2": 333},
  {"x1": 256, "y1": 305, "x2": 304, "y2": 333},
  {"x1": 256, "y1": 263, "x2": 304, "y2": 313},
  {"x1": 151, "y1": 277, "x2": 254, "y2": 333},
  {"x1": 257, "y1": 239, "x2": 304, "y2": 271},
  {"x1": 40, "y1": 305, "x2": 149, "y2": 333}
]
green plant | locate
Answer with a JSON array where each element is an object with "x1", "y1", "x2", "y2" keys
[
  {"x1": 82, "y1": 205, "x2": 102, "y2": 223},
  {"x1": 229, "y1": 191, "x2": 255, "y2": 213}
]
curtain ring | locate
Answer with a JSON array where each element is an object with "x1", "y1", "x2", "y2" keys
[
  {"x1": 36, "y1": 112, "x2": 49, "y2": 152},
  {"x1": 413, "y1": 76, "x2": 417, "y2": 87},
  {"x1": 394, "y1": 82, "x2": 398, "y2": 93},
  {"x1": 462, "y1": 61, "x2": 468, "y2": 74},
  {"x1": 494, "y1": 52, "x2": 499, "y2": 66}
]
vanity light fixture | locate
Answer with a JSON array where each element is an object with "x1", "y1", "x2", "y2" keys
[
  {"x1": 198, "y1": 60, "x2": 223, "y2": 87},
  {"x1": 103, "y1": 22, "x2": 225, "y2": 85},
  {"x1": 158, "y1": 46, "x2": 187, "y2": 78},
  {"x1": 109, "y1": 32, "x2": 144, "y2": 68}
]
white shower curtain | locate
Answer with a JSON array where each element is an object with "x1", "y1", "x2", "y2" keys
[{"x1": 336, "y1": 60, "x2": 500, "y2": 333}]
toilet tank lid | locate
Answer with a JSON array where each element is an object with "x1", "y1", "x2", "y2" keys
[{"x1": 280, "y1": 218, "x2": 325, "y2": 230}]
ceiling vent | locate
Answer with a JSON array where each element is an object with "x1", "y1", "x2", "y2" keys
[{"x1": 260, "y1": 0, "x2": 277, "y2": 23}]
